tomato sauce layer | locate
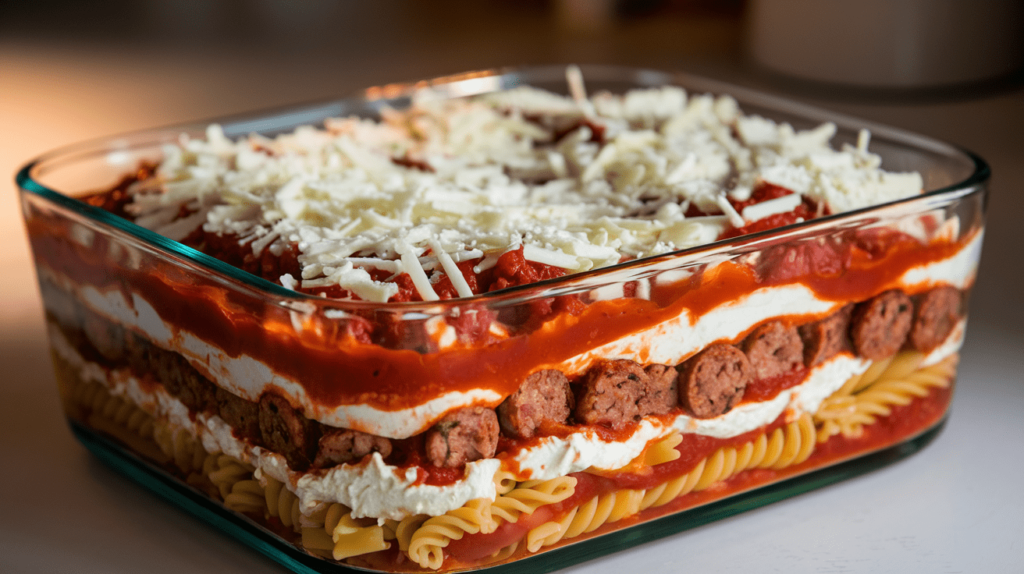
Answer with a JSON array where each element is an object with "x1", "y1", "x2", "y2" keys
[
  {"x1": 442, "y1": 383, "x2": 952, "y2": 568},
  {"x1": 25, "y1": 205, "x2": 974, "y2": 413}
]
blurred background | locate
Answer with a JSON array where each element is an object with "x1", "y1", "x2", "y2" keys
[{"x1": 2, "y1": 1, "x2": 1022, "y2": 573}]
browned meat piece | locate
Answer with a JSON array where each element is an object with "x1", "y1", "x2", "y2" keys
[
  {"x1": 497, "y1": 370, "x2": 573, "y2": 438},
  {"x1": 152, "y1": 349, "x2": 180, "y2": 392},
  {"x1": 799, "y1": 305, "x2": 853, "y2": 367},
  {"x1": 851, "y1": 290, "x2": 913, "y2": 360},
  {"x1": 574, "y1": 360, "x2": 648, "y2": 429},
  {"x1": 678, "y1": 344, "x2": 752, "y2": 418},
  {"x1": 314, "y1": 429, "x2": 392, "y2": 468},
  {"x1": 742, "y1": 321, "x2": 804, "y2": 379},
  {"x1": 181, "y1": 368, "x2": 218, "y2": 414},
  {"x1": 81, "y1": 311, "x2": 126, "y2": 362},
  {"x1": 909, "y1": 286, "x2": 961, "y2": 352},
  {"x1": 216, "y1": 387, "x2": 261, "y2": 441},
  {"x1": 425, "y1": 407, "x2": 499, "y2": 468},
  {"x1": 52, "y1": 316, "x2": 91, "y2": 362},
  {"x1": 125, "y1": 332, "x2": 157, "y2": 376},
  {"x1": 259, "y1": 393, "x2": 321, "y2": 470},
  {"x1": 137, "y1": 339, "x2": 217, "y2": 414},
  {"x1": 575, "y1": 360, "x2": 680, "y2": 428},
  {"x1": 640, "y1": 364, "x2": 679, "y2": 416}
]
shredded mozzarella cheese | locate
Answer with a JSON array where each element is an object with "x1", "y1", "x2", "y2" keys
[{"x1": 128, "y1": 70, "x2": 923, "y2": 302}]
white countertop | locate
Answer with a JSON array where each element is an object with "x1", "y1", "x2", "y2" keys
[{"x1": 1, "y1": 21, "x2": 1022, "y2": 573}]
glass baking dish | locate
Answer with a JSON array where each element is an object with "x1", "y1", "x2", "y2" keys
[{"x1": 17, "y1": 66, "x2": 988, "y2": 573}]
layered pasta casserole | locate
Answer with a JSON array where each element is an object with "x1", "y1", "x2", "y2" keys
[{"x1": 24, "y1": 68, "x2": 984, "y2": 572}]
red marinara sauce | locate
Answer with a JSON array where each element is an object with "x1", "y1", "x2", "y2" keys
[
  {"x1": 721, "y1": 183, "x2": 820, "y2": 240},
  {"x1": 442, "y1": 381, "x2": 953, "y2": 568}
]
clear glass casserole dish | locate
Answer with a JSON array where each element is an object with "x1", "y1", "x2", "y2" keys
[{"x1": 17, "y1": 66, "x2": 988, "y2": 573}]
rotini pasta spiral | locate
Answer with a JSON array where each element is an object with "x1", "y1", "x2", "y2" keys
[
  {"x1": 96, "y1": 393, "x2": 154, "y2": 438},
  {"x1": 324, "y1": 504, "x2": 390, "y2": 561},
  {"x1": 72, "y1": 380, "x2": 108, "y2": 414},
  {"x1": 493, "y1": 469, "x2": 519, "y2": 495},
  {"x1": 67, "y1": 377, "x2": 395, "y2": 562},
  {"x1": 488, "y1": 476, "x2": 577, "y2": 525},
  {"x1": 407, "y1": 498, "x2": 494, "y2": 570},
  {"x1": 599, "y1": 432, "x2": 684, "y2": 477},
  {"x1": 643, "y1": 433, "x2": 683, "y2": 466},
  {"x1": 70, "y1": 380, "x2": 168, "y2": 463},
  {"x1": 814, "y1": 352, "x2": 957, "y2": 442},
  {"x1": 527, "y1": 413, "x2": 818, "y2": 553},
  {"x1": 393, "y1": 514, "x2": 430, "y2": 552},
  {"x1": 300, "y1": 526, "x2": 336, "y2": 559},
  {"x1": 263, "y1": 476, "x2": 303, "y2": 531},
  {"x1": 640, "y1": 414, "x2": 816, "y2": 511},
  {"x1": 153, "y1": 421, "x2": 207, "y2": 474},
  {"x1": 206, "y1": 454, "x2": 256, "y2": 500},
  {"x1": 223, "y1": 479, "x2": 266, "y2": 514},
  {"x1": 526, "y1": 487, "x2": 646, "y2": 552}
]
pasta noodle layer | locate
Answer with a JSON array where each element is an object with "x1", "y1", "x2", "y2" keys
[
  {"x1": 55, "y1": 348, "x2": 957, "y2": 571},
  {"x1": 814, "y1": 352, "x2": 957, "y2": 442},
  {"x1": 61, "y1": 365, "x2": 390, "y2": 563},
  {"x1": 524, "y1": 412, "x2": 816, "y2": 554}
]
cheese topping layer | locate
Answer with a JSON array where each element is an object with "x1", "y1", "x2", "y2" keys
[{"x1": 125, "y1": 73, "x2": 923, "y2": 303}]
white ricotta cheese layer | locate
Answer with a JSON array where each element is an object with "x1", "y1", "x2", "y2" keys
[
  {"x1": 37, "y1": 229, "x2": 981, "y2": 438},
  {"x1": 48, "y1": 324, "x2": 498, "y2": 521},
  {"x1": 514, "y1": 355, "x2": 870, "y2": 480},
  {"x1": 48, "y1": 316, "x2": 964, "y2": 520}
]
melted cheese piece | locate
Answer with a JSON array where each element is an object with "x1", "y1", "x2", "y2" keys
[{"x1": 128, "y1": 73, "x2": 923, "y2": 302}]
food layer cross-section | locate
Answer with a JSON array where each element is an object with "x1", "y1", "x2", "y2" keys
[{"x1": 22, "y1": 68, "x2": 985, "y2": 571}]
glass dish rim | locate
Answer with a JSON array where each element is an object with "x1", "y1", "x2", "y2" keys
[{"x1": 15, "y1": 64, "x2": 991, "y2": 313}]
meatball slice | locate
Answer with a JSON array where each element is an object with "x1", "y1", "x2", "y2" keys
[
  {"x1": 497, "y1": 370, "x2": 573, "y2": 439},
  {"x1": 742, "y1": 321, "x2": 804, "y2": 379},
  {"x1": 155, "y1": 351, "x2": 215, "y2": 414},
  {"x1": 678, "y1": 344, "x2": 752, "y2": 418},
  {"x1": 639, "y1": 364, "x2": 679, "y2": 416},
  {"x1": 181, "y1": 367, "x2": 218, "y2": 415},
  {"x1": 81, "y1": 310, "x2": 126, "y2": 362},
  {"x1": 216, "y1": 387, "x2": 261, "y2": 441},
  {"x1": 425, "y1": 407, "x2": 499, "y2": 468},
  {"x1": 314, "y1": 429, "x2": 392, "y2": 468},
  {"x1": 574, "y1": 360, "x2": 648, "y2": 429},
  {"x1": 258, "y1": 392, "x2": 321, "y2": 470},
  {"x1": 851, "y1": 290, "x2": 913, "y2": 360},
  {"x1": 124, "y1": 332, "x2": 153, "y2": 376},
  {"x1": 909, "y1": 286, "x2": 961, "y2": 352},
  {"x1": 799, "y1": 305, "x2": 854, "y2": 367}
]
